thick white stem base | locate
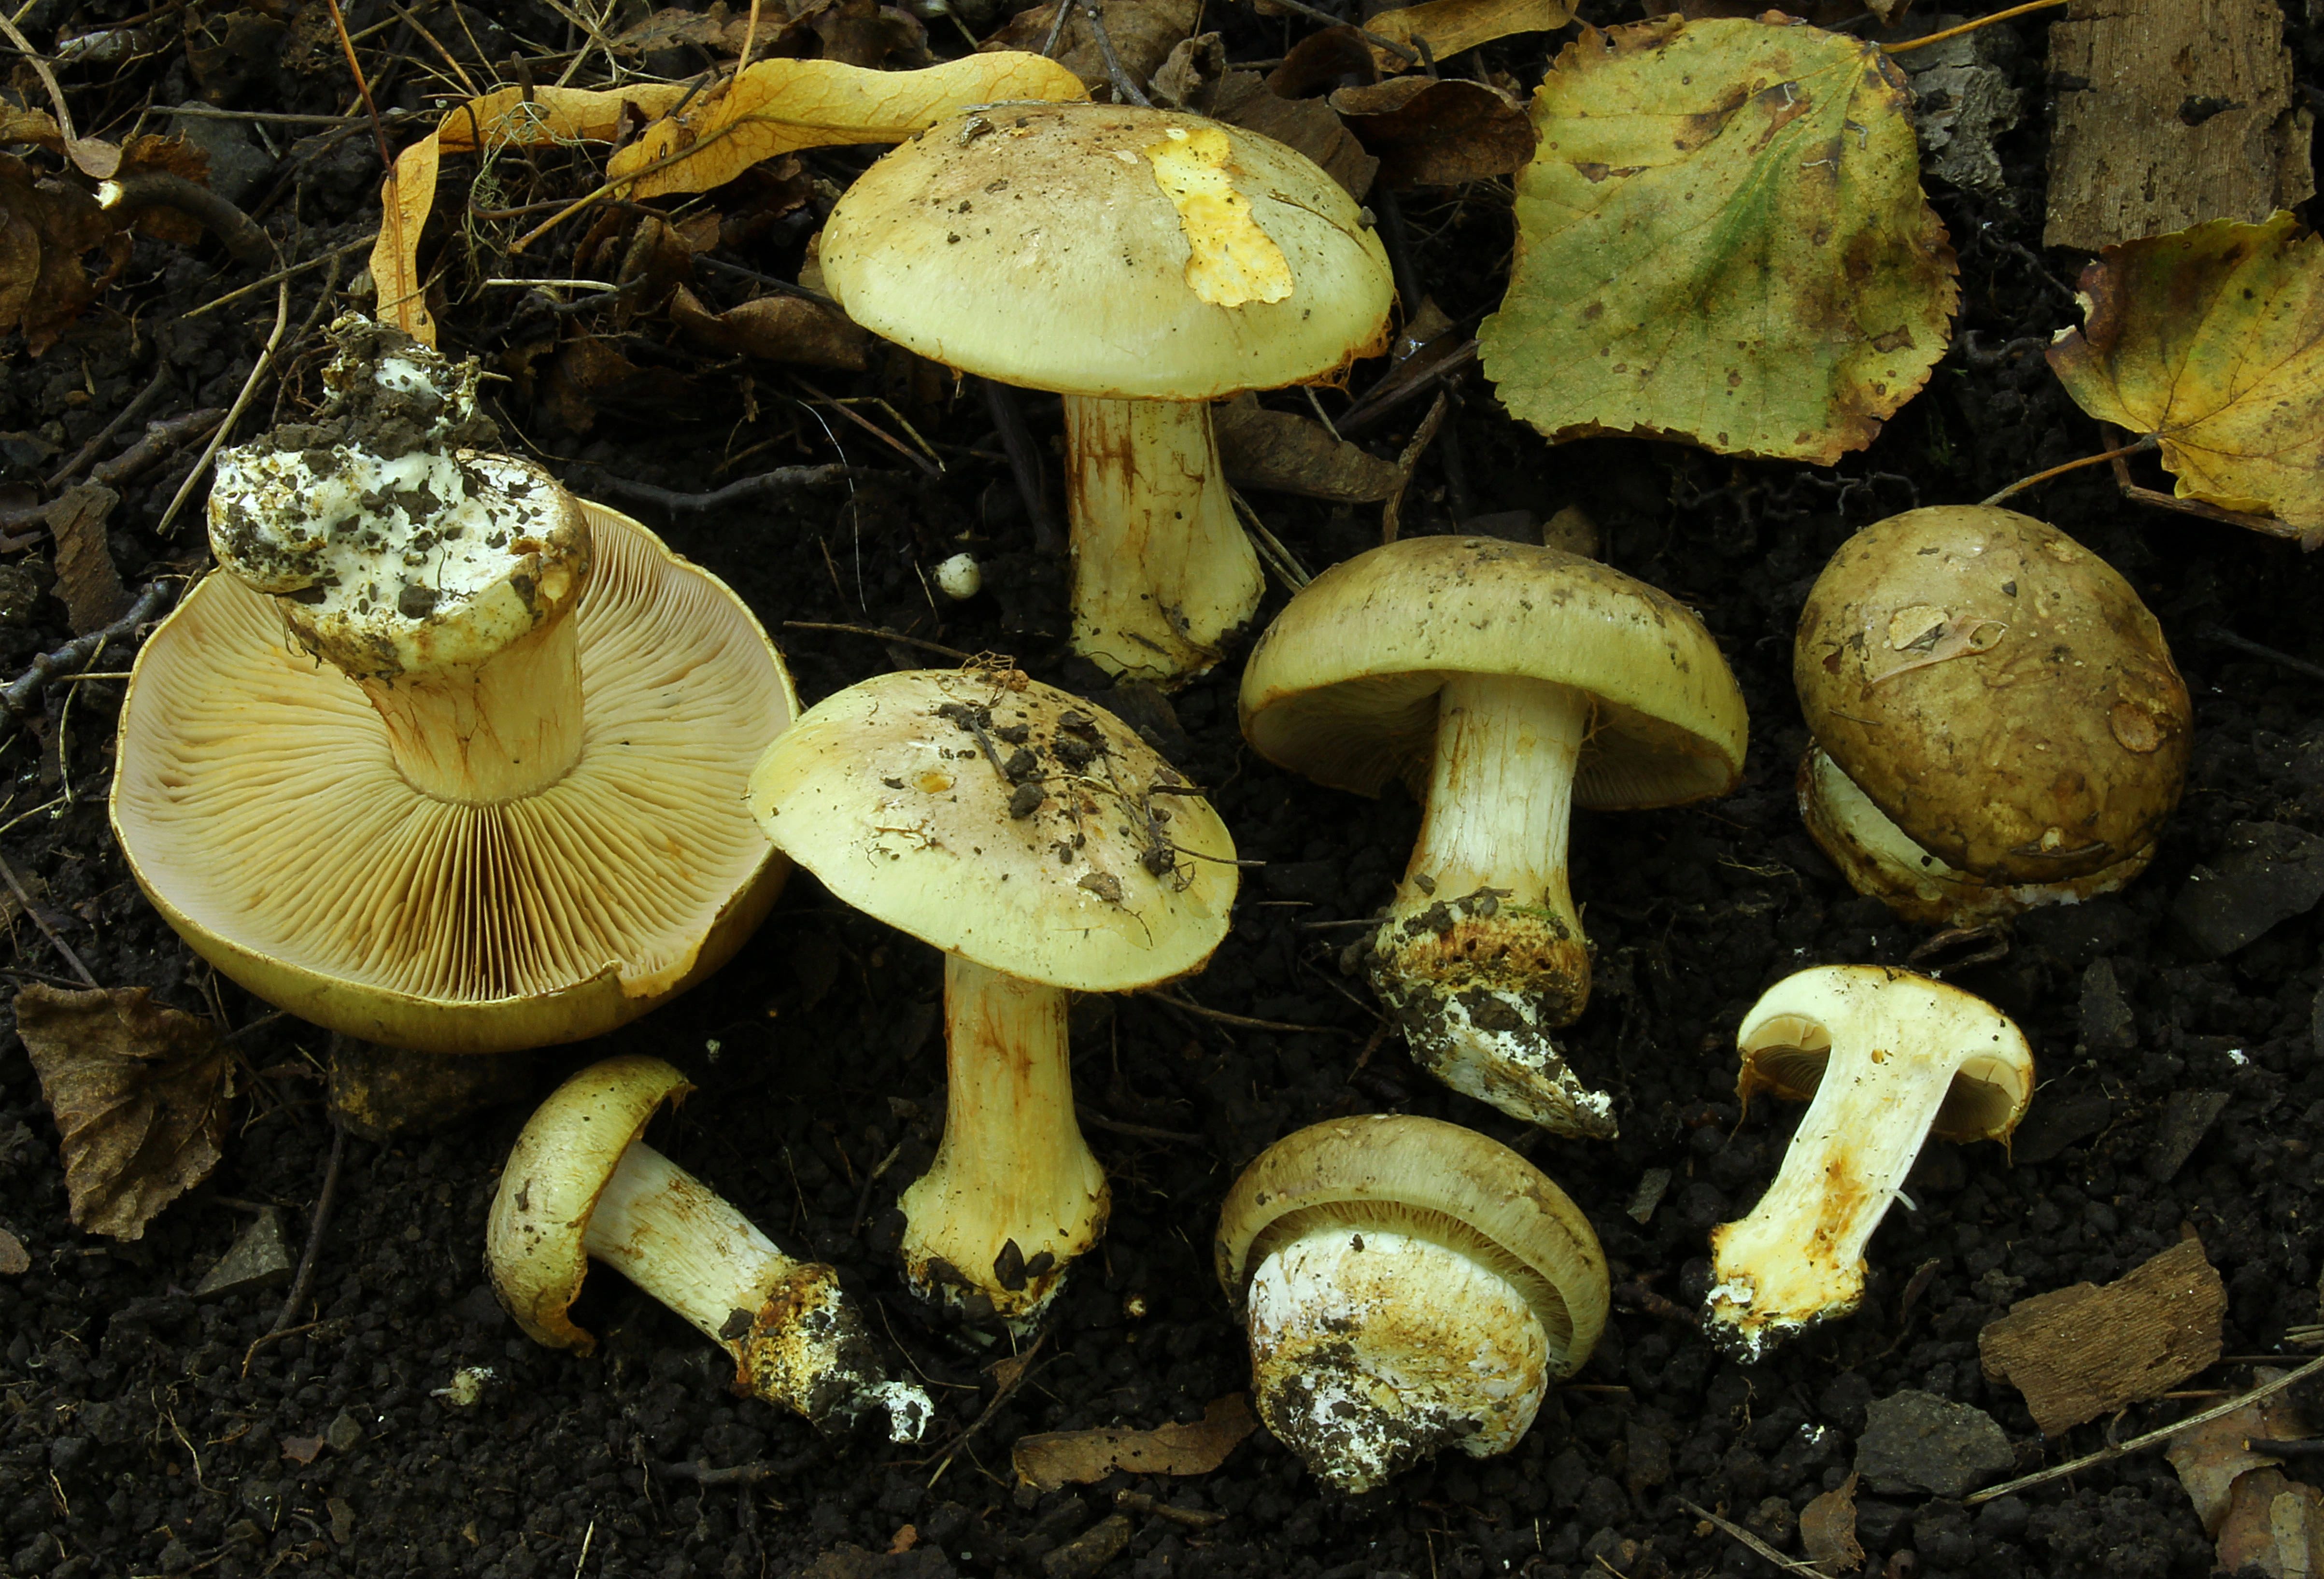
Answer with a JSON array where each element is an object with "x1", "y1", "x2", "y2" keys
[
  {"x1": 1369, "y1": 673, "x2": 1610, "y2": 1136},
  {"x1": 1246, "y1": 1226, "x2": 1550, "y2": 1494},
  {"x1": 588, "y1": 1142, "x2": 930, "y2": 1439},
  {"x1": 898, "y1": 954, "x2": 1110, "y2": 1326}
]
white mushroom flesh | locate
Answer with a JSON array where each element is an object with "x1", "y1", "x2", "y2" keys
[
  {"x1": 589, "y1": 1141, "x2": 933, "y2": 1441},
  {"x1": 1369, "y1": 671, "x2": 1611, "y2": 1137},
  {"x1": 1246, "y1": 1226, "x2": 1550, "y2": 1495}
]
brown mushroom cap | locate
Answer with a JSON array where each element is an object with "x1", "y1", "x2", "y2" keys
[
  {"x1": 111, "y1": 504, "x2": 795, "y2": 1053},
  {"x1": 1793, "y1": 506, "x2": 2190, "y2": 884},
  {"x1": 1238, "y1": 536, "x2": 1748, "y2": 808}
]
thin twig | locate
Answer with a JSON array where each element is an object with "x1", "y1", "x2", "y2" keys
[
  {"x1": 981, "y1": 379, "x2": 1062, "y2": 554},
  {"x1": 1679, "y1": 1500, "x2": 1822, "y2": 1578},
  {"x1": 2198, "y1": 626, "x2": 2324, "y2": 684},
  {"x1": 1144, "y1": 989, "x2": 1356, "y2": 1037},
  {"x1": 47, "y1": 366, "x2": 175, "y2": 488},
  {"x1": 1241, "y1": 0, "x2": 1419, "y2": 64},
  {"x1": 1885, "y1": 0, "x2": 2068, "y2": 54},
  {"x1": 780, "y1": 621, "x2": 981, "y2": 661},
  {"x1": 184, "y1": 236, "x2": 376, "y2": 321},
  {"x1": 1981, "y1": 433, "x2": 2155, "y2": 507},
  {"x1": 158, "y1": 261, "x2": 329, "y2": 536},
  {"x1": 0, "y1": 579, "x2": 175, "y2": 724},
  {"x1": 0, "y1": 848, "x2": 97, "y2": 988},
  {"x1": 1075, "y1": 1106, "x2": 1205, "y2": 1145},
  {"x1": 1965, "y1": 1353, "x2": 2324, "y2": 1505},
  {"x1": 1080, "y1": 1, "x2": 1154, "y2": 106},
  {"x1": 586, "y1": 463, "x2": 875, "y2": 516},
  {"x1": 268, "y1": 1119, "x2": 349, "y2": 1336}
]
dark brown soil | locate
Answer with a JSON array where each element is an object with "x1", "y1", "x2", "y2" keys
[{"x1": 5, "y1": 5, "x2": 2324, "y2": 1579}]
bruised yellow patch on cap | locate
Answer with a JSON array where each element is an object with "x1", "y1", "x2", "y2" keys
[{"x1": 1143, "y1": 125, "x2": 1293, "y2": 309}]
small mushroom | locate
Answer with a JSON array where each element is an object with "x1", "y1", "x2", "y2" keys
[
  {"x1": 748, "y1": 668, "x2": 1236, "y2": 1323},
  {"x1": 1703, "y1": 965, "x2": 2033, "y2": 1360},
  {"x1": 1239, "y1": 536, "x2": 1748, "y2": 1137},
  {"x1": 1215, "y1": 1114, "x2": 1608, "y2": 1493},
  {"x1": 487, "y1": 1055, "x2": 931, "y2": 1440},
  {"x1": 112, "y1": 317, "x2": 794, "y2": 1051},
  {"x1": 1794, "y1": 505, "x2": 2191, "y2": 925},
  {"x1": 820, "y1": 102, "x2": 1392, "y2": 686}
]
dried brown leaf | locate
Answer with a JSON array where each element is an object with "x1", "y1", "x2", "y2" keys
[
  {"x1": 46, "y1": 483, "x2": 124, "y2": 635},
  {"x1": 110, "y1": 135, "x2": 214, "y2": 245},
  {"x1": 1331, "y1": 75, "x2": 1536, "y2": 188},
  {"x1": 1193, "y1": 72, "x2": 1378, "y2": 202},
  {"x1": 1216, "y1": 395, "x2": 1405, "y2": 501},
  {"x1": 797, "y1": 0, "x2": 932, "y2": 70},
  {"x1": 1267, "y1": 27, "x2": 1379, "y2": 99},
  {"x1": 670, "y1": 284, "x2": 869, "y2": 371},
  {"x1": 16, "y1": 984, "x2": 230, "y2": 1241},
  {"x1": 2216, "y1": 1468, "x2": 2324, "y2": 1578},
  {"x1": 984, "y1": 0, "x2": 1199, "y2": 94},
  {"x1": 1978, "y1": 1236, "x2": 2225, "y2": 1435},
  {"x1": 1365, "y1": 0, "x2": 1578, "y2": 71},
  {"x1": 1799, "y1": 1471, "x2": 1864, "y2": 1574},
  {"x1": 0, "y1": 155, "x2": 127, "y2": 357},
  {"x1": 0, "y1": 1227, "x2": 25, "y2": 1275},
  {"x1": 1012, "y1": 1394, "x2": 1257, "y2": 1493},
  {"x1": 0, "y1": 107, "x2": 63, "y2": 153},
  {"x1": 2165, "y1": 1378, "x2": 2309, "y2": 1536}
]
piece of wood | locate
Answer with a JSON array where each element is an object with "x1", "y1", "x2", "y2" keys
[
  {"x1": 2044, "y1": 0, "x2": 2312, "y2": 251},
  {"x1": 1979, "y1": 1235, "x2": 2226, "y2": 1435}
]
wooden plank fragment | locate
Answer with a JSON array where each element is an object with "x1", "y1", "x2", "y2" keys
[
  {"x1": 2043, "y1": 0, "x2": 2313, "y2": 251},
  {"x1": 1978, "y1": 1236, "x2": 2225, "y2": 1435}
]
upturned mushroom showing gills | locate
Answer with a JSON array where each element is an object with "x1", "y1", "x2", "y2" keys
[
  {"x1": 488, "y1": 1055, "x2": 931, "y2": 1440},
  {"x1": 819, "y1": 101, "x2": 1392, "y2": 686},
  {"x1": 748, "y1": 668, "x2": 1236, "y2": 1323},
  {"x1": 1794, "y1": 505, "x2": 2191, "y2": 926},
  {"x1": 1703, "y1": 965, "x2": 2033, "y2": 1360},
  {"x1": 111, "y1": 317, "x2": 794, "y2": 1053},
  {"x1": 1239, "y1": 537, "x2": 1748, "y2": 1137},
  {"x1": 1215, "y1": 1114, "x2": 1608, "y2": 1494}
]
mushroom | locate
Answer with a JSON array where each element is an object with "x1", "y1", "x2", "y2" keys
[
  {"x1": 1238, "y1": 536, "x2": 1748, "y2": 1137},
  {"x1": 488, "y1": 1054, "x2": 931, "y2": 1440},
  {"x1": 1214, "y1": 1114, "x2": 1609, "y2": 1493},
  {"x1": 818, "y1": 101, "x2": 1393, "y2": 686},
  {"x1": 1703, "y1": 964, "x2": 2034, "y2": 1359},
  {"x1": 747, "y1": 667, "x2": 1236, "y2": 1322},
  {"x1": 1794, "y1": 505, "x2": 2191, "y2": 925},
  {"x1": 111, "y1": 318, "x2": 794, "y2": 1052}
]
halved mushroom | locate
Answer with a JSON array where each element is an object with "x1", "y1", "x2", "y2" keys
[
  {"x1": 112, "y1": 318, "x2": 793, "y2": 1053},
  {"x1": 1215, "y1": 1114, "x2": 1609, "y2": 1493},
  {"x1": 1794, "y1": 505, "x2": 2191, "y2": 925},
  {"x1": 487, "y1": 1055, "x2": 930, "y2": 1439},
  {"x1": 1703, "y1": 965, "x2": 2034, "y2": 1359},
  {"x1": 749, "y1": 668, "x2": 1236, "y2": 1323}
]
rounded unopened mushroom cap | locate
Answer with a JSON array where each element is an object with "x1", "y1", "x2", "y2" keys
[
  {"x1": 1737, "y1": 965, "x2": 2034, "y2": 1143},
  {"x1": 1215, "y1": 1113, "x2": 1608, "y2": 1373},
  {"x1": 111, "y1": 503, "x2": 795, "y2": 1053},
  {"x1": 748, "y1": 669, "x2": 1235, "y2": 990},
  {"x1": 1239, "y1": 536, "x2": 1748, "y2": 808},
  {"x1": 820, "y1": 101, "x2": 1393, "y2": 400},
  {"x1": 488, "y1": 1054, "x2": 691, "y2": 1353},
  {"x1": 1795, "y1": 505, "x2": 2191, "y2": 884}
]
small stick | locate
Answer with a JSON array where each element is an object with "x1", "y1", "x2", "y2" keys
[
  {"x1": 781, "y1": 621, "x2": 980, "y2": 661},
  {"x1": 268, "y1": 1118, "x2": 349, "y2": 1336},
  {"x1": 184, "y1": 236, "x2": 377, "y2": 321},
  {"x1": 981, "y1": 379, "x2": 1062, "y2": 554},
  {"x1": 1242, "y1": 0, "x2": 1419, "y2": 66},
  {"x1": 1885, "y1": 0, "x2": 2068, "y2": 54},
  {"x1": 1080, "y1": 1, "x2": 1154, "y2": 107},
  {"x1": 1144, "y1": 988, "x2": 1356, "y2": 1037},
  {"x1": 98, "y1": 174, "x2": 274, "y2": 266},
  {"x1": 2199, "y1": 626, "x2": 2324, "y2": 685},
  {"x1": 0, "y1": 848, "x2": 97, "y2": 988},
  {"x1": 47, "y1": 366, "x2": 175, "y2": 488},
  {"x1": 1965, "y1": 1352, "x2": 2324, "y2": 1505},
  {"x1": 586, "y1": 463, "x2": 871, "y2": 516},
  {"x1": 1981, "y1": 433, "x2": 2155, "y2": 507},
  {"x1": 1075, "y1": 1106, "x2": 1205, "y2": 1145},
  {"x1": 0, "y1": 579, "x2": 175, "y2": 722},
  {"x1": 1679, "y1": 1500, "x2": 1823, "y2": 1578}
]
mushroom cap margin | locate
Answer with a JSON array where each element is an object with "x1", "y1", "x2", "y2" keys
[
  {"x1": 1239, "y1": 536, "x2": 1748, "y2": 808},
  {"x1": 486, "y1": 1054, "x2": 692, "y2": 1354},
  {"x1": 1214, "y1": 1113, "x2": 1609, "y2": 1377}
]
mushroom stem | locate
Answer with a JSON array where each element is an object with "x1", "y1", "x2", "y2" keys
[
  {"x1": 589, "y1": 1140, "x2": 931, "y2": 1438},
  {"x1": 899, "y1": 952, "x2": 1110, "y2": 1324},
  {"x1": 358, "y1": 613, "x2": 585, "y2": 803},
  {"x1": 1246, "y1": 1224, "x2": 1551, "y2": 1495},
  {"x1": 1063, "y1": 394, "x2": 1262, "y2": 686},
  {"x1": 1370, "y1": 671, "x2": 1609, "y2": 1136}
]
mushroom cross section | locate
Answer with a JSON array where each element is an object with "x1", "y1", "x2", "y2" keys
[
  {"x1": 111, "y1": 320, "x2": 794, "y2": 1053},
  {"x1": 1238, "y1": 536, "x2": 1748, "y2": 1137},
  {"x1": 819, "y1": 101, "x2": 1393, "y2": 685},
  {"x1": 1703, "y1": 964, "x2": 2034, "y2": 1360},
  {"x1": 1794, "y1": 505, "x2": 2191, "y2": 925},
  {"x1": 486, "y1": 1054, "x2": 931, "y2": 1439},
  {"x1": 748, "y1": 668, "x2": 1237, "y2": 1323},
  {"x1": 1215, "y1": 1113, "x2": 1609, "y2": 1493}
]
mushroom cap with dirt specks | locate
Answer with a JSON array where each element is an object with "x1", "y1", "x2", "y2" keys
[
  {"x1": 110, "y1": 503, "x2": 795, "y2": 1053},
  {"x1": 1214, "y1": 1112, "x2": 1609, "y2": 1370},
  {"x1": 1238, "y1": 536, "x2": 1749, "y2": 807},
  {"x1": 745, "y1": 669, "x2": 1235, "y2": 991},
  {"x1": 487, "y1": 1053, "x2": 691, "y2": 1353},
  {"x1": 818, "y1": 101, "x2": 1393, "y2": 401},
  {"x1": 1793, "y1": 504, "x2": 2190, "y2": 885}
]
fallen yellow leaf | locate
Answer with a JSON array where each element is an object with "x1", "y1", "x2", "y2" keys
[
  {"x1": 2047, "y1": 211, "x2": 2324, "y2": 540},
  {"x1": 1365, "y1": 0, "x2": 1578, "y2": 71},
  {"x1": 371, "y1": 134, "x2": 439, "y2": 345},
  {"x1": 604, "y1": 52, "x2": 1088, "y2": 201},
  {"x1": 1478, "y1": 14, "x2": 1957, "y2": 464}
]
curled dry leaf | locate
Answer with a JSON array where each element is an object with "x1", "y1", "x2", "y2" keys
[
  {"x1": 606, "y1": 53, "x2": 1088, "y2": 201},
  {"x1": 1011, "y1": 1394, "x2": 1258, "y2": 1493},
  {"x1": 1330, "y1": 75, "x2": 1537, "y2": 188},
  {"x1": 16, "y1": 984, "x2": 231, "y2": 1241},
  {"x1": 1363, "y1": 0, "x2": 1579, "y2": 71},
  {"x1": 1215, "y1": 395, "x2": 1405, "y2": 501},
  {"x1": 0, "y1": 154, "x2": 128, "y2": 357},
  {"x1": 983, "y1": 0, "x2": 1199, "y2": 94},
  {"x1": 2047, "y1": 211, "x2": 2324, "y2": 542},
  {"x1": 1799, "y1": 1470, "x2": 1864, "y2": 1573},
  {"x1": 669, "y1": 284, "x2": 869, "y2": 371},
  {"x1": 1478, "y1": 14, "x2": 1957, "y2": 464}
]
